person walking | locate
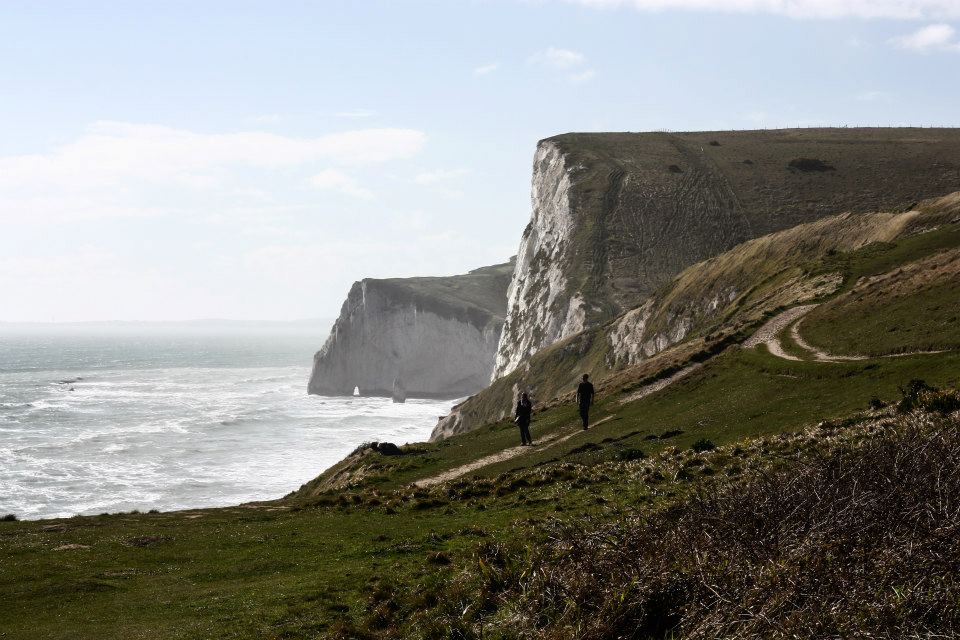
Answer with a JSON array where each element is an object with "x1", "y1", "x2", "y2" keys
[
  {"x1": 514, "y1": 392, "x2": 534, "y2": 446},
  {"x1": 576, "y1": 374, "x2": 595, "y2": 430}
]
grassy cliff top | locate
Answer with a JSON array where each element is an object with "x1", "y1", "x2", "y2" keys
[{"x1": 358, "y1": 258, "x2": 515, "y2": 326}]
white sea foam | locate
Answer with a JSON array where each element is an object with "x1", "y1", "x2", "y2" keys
[{"x1": 0, "y1": 331, "x2": 454, "y2": 520}]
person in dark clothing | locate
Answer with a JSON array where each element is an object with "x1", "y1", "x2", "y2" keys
[
  {"x1": 514, "y1": 392, "x2": 533, "y2": 445},
  {"x1": 576, "y1": 374, "x2": 595, "y2": 430}
]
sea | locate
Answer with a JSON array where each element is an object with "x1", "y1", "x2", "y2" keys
[{"x1": 0, "y1": 324, "x2": 455, "y2": 520}]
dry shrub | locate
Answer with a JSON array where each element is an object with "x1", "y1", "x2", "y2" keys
[{"x1": 485, "y1": 410, "x2": 960, "y2": 639}]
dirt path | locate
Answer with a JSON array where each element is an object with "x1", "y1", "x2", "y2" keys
[
  {"x1": 747, "y1": 305, "x2": 947, "y2": 363},
  {"x1": 789, "y1": 317, "x2": 864, "y2": 362},
  {"x1": 618, "y1": 362, "x2": 703, "y2": 405},
  {"x1": 742, "y1": 304, "x2": 819, "y2": 361},
  {"x1": 413, "y1": 416, "x2": 616, "y2": 488}
]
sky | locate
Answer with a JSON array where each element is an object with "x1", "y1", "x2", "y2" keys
[{"x1": 2, "y1": 0, "x2": 959, "y2": 322}]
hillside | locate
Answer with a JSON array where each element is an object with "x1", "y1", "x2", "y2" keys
[
  {"x1": 494, "y1": 128, "x2": 960, "y2": 379},
  {"x1": 3, "y1": 198, "x2": 960, "y2": 638},
  {"x1": 436, "y1": 191, "x2": 960, "y2": 439},
  {"x1": 308, "y1": 260, "x2": 514, "y2": 399}
]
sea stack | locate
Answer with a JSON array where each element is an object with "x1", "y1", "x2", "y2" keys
[{"x1": 391, "y1": 377, "x2": 407, "y2": 404}]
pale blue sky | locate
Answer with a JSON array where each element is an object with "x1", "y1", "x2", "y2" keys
[{"x1": 2, "y1": 0, "x2": 958, "y2": 321}]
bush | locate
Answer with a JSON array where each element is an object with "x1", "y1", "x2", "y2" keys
[
  {"x1": 898, "y1": 379, "x2": 937, "y2": 413},
  {"x1": 897, "y1": 380, "x2": 960, "y2": 414},
  {"x1": 868, "y1": 396, "x2": 886, "y2": 410},
  {"x1": 427, "y1": 551, "x2": 451, "y2": 565},
  {"x1": 468, "y1": 410, "x2": 960, "y2": 639},
  {"x1": 618, "y1": 448, "x2": 647, "y2": 461},
  {"x1": 923, "y1": 392, "x2": 960, "y2": 413},
  {"x1": 1, "y1": 514, "x2": 17, "y2": 522},
  {"x1": 691, "y1": 438, "x2": 716, "y2": 452}
]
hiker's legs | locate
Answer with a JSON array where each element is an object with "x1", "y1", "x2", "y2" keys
[
  {"x1": 520, "y1": 424, "x2": 531, "y2": 445},
  {"x1": 579, "y1": 406, "x2": 589, "y2": 429}
]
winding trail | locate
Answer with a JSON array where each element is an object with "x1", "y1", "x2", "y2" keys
[
  {"x1": 789, "y1": 317, "x2": 864, "y2": 362},
  {"x1": 618, "y1": 363, "x2": 703, "y2": 405},
  {"x1": 742, "y1": 304, "x2": 818, "y2": 361},
  {"x1": 748, "y1": 305, "x2": 948, "y2": 363}
]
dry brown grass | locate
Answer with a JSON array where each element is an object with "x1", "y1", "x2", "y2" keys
[{"x1": 431, "y1": 394, "x2": 960, "y2": 640}]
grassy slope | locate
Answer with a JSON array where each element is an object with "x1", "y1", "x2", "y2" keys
[
  {"x1": 802, "y1": 245, "x2": 960, "y2": 356},
  {"x1": 438, "y1": 192, "x2": 960, "y2": 437},
  {"x1": 369, "y1": 258, "x2": 515, "y2": 325},
  {"x1": 4, "y1": 201, "x2": 960, "y2": 638}
]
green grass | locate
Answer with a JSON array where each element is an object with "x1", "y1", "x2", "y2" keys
[
  {"x1": 302, "y1": 342, "x2": 960, "y2": 493},
  {"x1": 0, "y1": 493, "x2": 571, "y2": 639},
  {"x1": 803, "y1": 277, "x2": 960, "y2": 356},
  {"x1": 477, "y1": 347, "x2": 960, "y2": 476},
  {"x1": 5, "y1": 344, "x2": 959, "y2": 638}
]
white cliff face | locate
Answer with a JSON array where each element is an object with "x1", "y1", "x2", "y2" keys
[
  {"x1": 493, "y1": 142, "x2": 578, "y2": 379},
  {"x1": 606, "y1": 302, "x2": 654, "y2": 366},
  {"x1": 607, "y1": 288, "x2": 739, "y2": 368},
  {"x1": 309, "y1": 281, "x2": 503, "y2": 399}
]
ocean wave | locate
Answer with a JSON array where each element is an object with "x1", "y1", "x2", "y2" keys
[{"x1": 1, "y1": 363, "x2": 452, "y2": 519}]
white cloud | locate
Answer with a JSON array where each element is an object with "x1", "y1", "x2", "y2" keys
[
  {"x1": 561, "y1": 0, "x2": 960, "y2": 19},
  {"x1": 889, "y1": 23, "x2": 960, "y2": 51},
  {"x1": 528, "y1": 47, "x2": 596, "y2": 82},
  {"x1": 529, "y1": 46, "x2": 587, "y2": 69},
  {"x1": 334, "y1": 109, "x2": 377, "y2": 119},
  {"x1": 0, "y1": 122, "x2": 424, "y2": 222},
  {"x1": 474, "y1": 63, "x2": 500, "y2": 75},
  {"x1": 308, "y1": 169, "x2": 374, "y2": 199},
  {"x1": 570, "y1": 69, "x2": 597, "y2": 83},
  {"x1": 414, "y1": 168, "x2": 470, "y2": 185}
]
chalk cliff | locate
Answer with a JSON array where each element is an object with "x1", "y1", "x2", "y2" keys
[
  {"x1": 309, "y1": 261, "x2": 514, "y2": 399},
  {"x1": 493, "y1": 128, "x2": 960, "y2": 380}
]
